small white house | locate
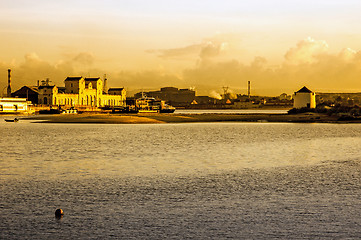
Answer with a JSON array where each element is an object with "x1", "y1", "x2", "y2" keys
[
  {"x1": 0, "y1": 98, "x2": 29, "y2": 113},
  {"x1": 293, "y1": 86, "x2": 316, "y2": 109}
]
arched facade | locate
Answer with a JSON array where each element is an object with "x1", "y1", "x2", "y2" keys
[{"x1": 38, "y1": 76, "x2": 126, "y2": 108}]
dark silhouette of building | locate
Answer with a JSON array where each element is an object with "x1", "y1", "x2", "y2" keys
[
  {"x1": 11, "y1": 86, "x2": 39, "y2": 104},
  {"x1": 135, "y1": 87, "x2": 195, "y2": 106}
]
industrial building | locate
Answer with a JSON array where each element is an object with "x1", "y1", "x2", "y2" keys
[
  {"x1": 11, "y1": 86, "x2": 39, "y2": 104},
  {"x1": 134, "y1": 87, "x2": 195, "y2": 106}
]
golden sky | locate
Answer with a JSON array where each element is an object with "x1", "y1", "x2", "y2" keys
[{"x1": 1, "y1": 0, "x2": 361, "y2": 96}]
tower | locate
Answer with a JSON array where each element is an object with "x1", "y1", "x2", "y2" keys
[
  {"x1": 7, "y1": 69, "x2": 11, "y2": 97},
  {"x1": 222, "y1": 86, "x2": 229, "y2": 100}
]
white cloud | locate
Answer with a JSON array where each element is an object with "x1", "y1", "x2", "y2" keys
[
  {"x1": 285, "y1": 37, "x2": 329, "y2": 64},
  {"x1": 338, "y1": 48, "x2": 357, "y2": 61}
]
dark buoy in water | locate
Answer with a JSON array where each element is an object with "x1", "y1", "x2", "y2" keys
[{"x1": 55, "y1": 208, "x2": 64, "y2": 218}]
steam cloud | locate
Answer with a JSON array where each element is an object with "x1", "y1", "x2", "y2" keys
[{"x1": 209, "y1": 90, "x2": 222, "y2": 100}]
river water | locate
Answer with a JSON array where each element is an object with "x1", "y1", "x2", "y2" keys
[
  {"x1": 1, "y1": 118, "x2": 361, "y2": 239},
  {"x1": 175, "y1": 109, "x2": 289, "y2": 114}
]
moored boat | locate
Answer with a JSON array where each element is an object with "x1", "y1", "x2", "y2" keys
[
  {"x1": 4, "y1": 118, "x2": 19, "y2": 122},
  {"x1": 160, "y1": 104, "x2": 176, "y2": 113},
  {"x1": 136, "y1": 97, "x2": 175, "y2": 113}
]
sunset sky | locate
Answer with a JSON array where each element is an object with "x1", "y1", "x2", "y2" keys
[{"x1": 1, "y1": 0, "x2": 361, "y2": 96}]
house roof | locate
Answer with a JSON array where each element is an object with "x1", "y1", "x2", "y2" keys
[
  {"x1": 296, "y1": 86, "x2": 313, "y2": 93},
  {"x1": 12, "y1": 86, "x2": 39, "y2": 95},
  {"x1": 65, "y1": 76, "x2": 83, "y2": 81},
  {"x1": 108, "y1": 88, "x2": 124, "y2": 91},
  {"x1": 23, "y1": 86, "x2": 39, "y2": 92},
  {"x1": 85, "y1": 77, "x2": 101, "y2": 81}
]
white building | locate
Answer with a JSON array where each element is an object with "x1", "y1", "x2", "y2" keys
[
  {"x1": 38, "y1": 76, "x2": 126, "y2": 108},
  {"x1": 293, "y1": 86, "x2": 316, "y2": 109},
  {"x1": 0, "y1": 98, "x2": 29, "y2": 113}
]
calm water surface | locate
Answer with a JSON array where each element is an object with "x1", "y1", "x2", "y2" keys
[
  {"x1": 1, "y1": 118, "x2": 361, "y2": 239},
  {"x1": 175, "y1": 109, "x2": 289, "y2": 114}
]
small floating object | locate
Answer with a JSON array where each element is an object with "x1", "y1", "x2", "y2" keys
[
  {"x1": 55, "y1": 208, "x2": 64, "y2": 218},
  {"x1": 4, "y1": 118, "x2": 19, "y2": 122}
]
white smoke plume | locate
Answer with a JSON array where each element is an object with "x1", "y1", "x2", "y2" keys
[{"x1": 209, "y1": 90, "x2": 222, "y2": 100}]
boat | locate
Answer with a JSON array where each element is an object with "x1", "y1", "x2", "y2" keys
[
  {"x1": 136, "y1": 97, "x2": 159, "y2": 113},
  {"x1": 111, "y1": 106, "x2": 138, "y2": 113},
  {"x1": 136, "y1": 96, "x2": 175, "y2": 113},
  {"x1": 4, "y1": 118, "x2": 19, "y2": 122},
  {"x1": 160, "y1": 104, "x2": 176, "y2": 113}
]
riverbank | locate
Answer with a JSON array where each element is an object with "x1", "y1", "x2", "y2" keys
[{"x1": 18, "y1": 112, "x2": 359, "y2": 124}]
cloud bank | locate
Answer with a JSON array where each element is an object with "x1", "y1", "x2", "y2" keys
[
  {"x1": 2, "y1": 37, "x2": 361, "y2": 97},
  {"x1": 147, "y1": 34, "x2": 232, "y2": 61}
]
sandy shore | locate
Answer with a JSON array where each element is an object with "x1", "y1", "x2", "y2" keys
[{"x1": 18, "y1": 112, "x2": 356, "y2": 124}]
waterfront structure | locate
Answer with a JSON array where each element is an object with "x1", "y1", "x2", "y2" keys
[
  {"x1": 0, "y1": 98, "x2": 29, "y2": 113},
  {"x1": 38, "y1": 76, "x2": 126, "y2": 107},
  {"x1": 293, "y1": 86, "x2": 316, "y2": 109}
]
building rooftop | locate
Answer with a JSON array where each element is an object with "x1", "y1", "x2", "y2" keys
[
  {"x1": 85, "y1": 77, "x2": 101, "y2": 81},
  {"x1": 296, "y1": 86, "x2": 313, "y2": 93},
  {"x1": 65, "y1": 76, "x2": 83, "y2": 81},
  {"x1": 108, "y1": 88, "x2": 124, "y2": 91},
  {"x1": 14, "y1": 86, "x2": 39, "y2": 93}
]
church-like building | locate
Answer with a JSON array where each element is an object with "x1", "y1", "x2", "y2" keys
[{"x1": 38, "y1": 76, "x2": 126, "y2": 108}]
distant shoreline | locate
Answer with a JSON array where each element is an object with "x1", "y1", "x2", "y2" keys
[{"x1": 18, "y1": 112, "x2": 361, "y2": 124}]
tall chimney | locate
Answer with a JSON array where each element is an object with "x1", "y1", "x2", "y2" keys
[
  {"x1": 247, "y1": 81, "x2": 250, "y2": 98},
  {"x1": 7, "y1": 69, "x2": 11, "y2": 97}
]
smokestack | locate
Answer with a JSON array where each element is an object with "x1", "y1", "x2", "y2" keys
[
  {"x1": 37, "y1": 80, "x2": 40, "y2": 87},
  {"x1": 7, "y1": 69, "x2": 11, "y2": 97},
  {"x1": 247, "y1": 81, "x2": 250, "y2": 98}
]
